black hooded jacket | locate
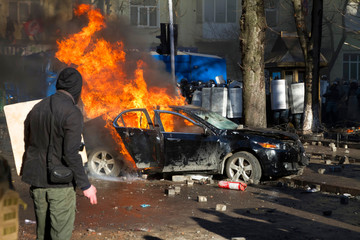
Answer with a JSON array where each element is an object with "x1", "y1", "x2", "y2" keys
[{"x1": 22, "y1": 68, "x2": 90, "y2": 190}]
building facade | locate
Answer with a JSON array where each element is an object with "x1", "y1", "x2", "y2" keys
[
  {"x1": 0, "y1": 0, "x2": 359, "y2": 83},
  {"x1": 264, "y1": 0, "x2": 360, "y2": 84}
]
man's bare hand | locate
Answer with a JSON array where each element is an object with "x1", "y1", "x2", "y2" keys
[{"x1": 83, "y1": 185, "x2": 97, "y2": 205}]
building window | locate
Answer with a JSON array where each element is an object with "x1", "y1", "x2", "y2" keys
[
  {"x1": 265, "y1": 0, "x2": 277, "y2": 27},
  {"x1": 9, "y1": 0, "x2": 41, "y2": 23},
  {"x1": 204, "y1": 0, "x2": 237, "y2": 23},
  {"x1": 343, "y1": 53, "x2": 360, "y2": 82},
  {"x1": 265, "y1": 9, "x2": 277, "y2": 27},
  {"x1": 130, "y1": 0, "x2": 158, "y2": 27}
]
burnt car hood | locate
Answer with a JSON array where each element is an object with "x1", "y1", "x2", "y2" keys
[{"x1": 170, "y1": 105, "x2": 299, "y2": 141}]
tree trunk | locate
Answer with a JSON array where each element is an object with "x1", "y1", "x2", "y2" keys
[
  {"x1": 292, "y1": 0, "x2": 313, "y2": 134},
  {"x1": 311, "y1": 0, "x2": 323, "y2": 132},
  {"x1": 292, "y1": 0, "x2": 324, "y2": 134},
  {"x1": 240, "y1": 0, "x2": 267, "y2": 128}
]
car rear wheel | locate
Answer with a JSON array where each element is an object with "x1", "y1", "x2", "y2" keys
[
  {"x1": 225, "y1": 151, "x2": 262, "y2": 184},
  {"x1": 87, "y1": 148, "x2": 122, "y2": 177}
]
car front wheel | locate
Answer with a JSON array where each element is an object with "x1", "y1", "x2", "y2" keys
[
  {"x1": 87, "y1": 148, "x2": 122, "y2": 177},
  {"x1": 225, "y1": 151, "x2": 262, "y2": 184}
]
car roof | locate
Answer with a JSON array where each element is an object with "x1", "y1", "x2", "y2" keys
[{"x1": 169, "y1": 105, "x2": 204, "y2": 112}]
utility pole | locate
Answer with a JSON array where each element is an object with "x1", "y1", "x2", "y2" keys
[{"x1": 168, "y1": 0, "x2": 175, "y2": 83}]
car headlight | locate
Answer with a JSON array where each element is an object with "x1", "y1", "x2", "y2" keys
[{"x1": 257, "y1": 142, "x2": 281, "y2": 149}]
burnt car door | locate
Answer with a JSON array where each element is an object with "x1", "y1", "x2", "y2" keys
[
  {"x1": 154, "y1": 110, "x2": 221, "y2": 172},
  {"x1": 113, "y1": 109, "x2": 161, "y2": 169}
]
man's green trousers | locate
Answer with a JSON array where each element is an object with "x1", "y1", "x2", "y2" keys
[{"x1": 30, "y1": 187, "x2": 76, "y2": 240}]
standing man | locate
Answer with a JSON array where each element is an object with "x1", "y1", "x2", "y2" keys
[
  {"x1": 22, "y1": 67, "x2": 97, "y2": 240},
  {"x1": 323, "y1": 82, "x2": 340, "y2": 126}
]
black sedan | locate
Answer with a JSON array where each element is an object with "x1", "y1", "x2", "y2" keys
[{"x1": 111, "y1": 105, "x2": 308, "y2": 184}]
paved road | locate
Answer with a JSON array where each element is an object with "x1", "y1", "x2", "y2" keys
[{"x1": 13, "y1": 173, "x2": 360, "y2": 240}]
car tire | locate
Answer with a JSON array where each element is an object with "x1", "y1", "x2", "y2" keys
[
  {"x1": 225, "y1": 151, "x2": 262, "y2": 184},
  {"x1": 87, "y1": 148, "x2": 122, "y2": 177}
]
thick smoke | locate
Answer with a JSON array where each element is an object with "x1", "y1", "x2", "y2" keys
[
  {"x1": 99, "y1": 15, "x2": 179, "y2": 96},
  {"x1": 56, "y1": 11, "x2": 179, "y2": 97}
]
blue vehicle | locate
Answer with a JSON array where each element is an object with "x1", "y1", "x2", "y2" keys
[{"x1": 151, "y1": 51, "x2": 227, "y2": 84}]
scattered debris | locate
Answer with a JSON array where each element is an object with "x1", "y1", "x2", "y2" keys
[
  {"x1": 172, "y1": 175, "x2": 191, "y2": 182},
  {"x1": 218, "y1": 181, "x2": 247, "y2": 191},
  {"x1": 339, "y1": 156, "x2": 350, "y2": 165},
  {"x1": 215, "y1": 204, "x2": 227, "y2": 212},
  {"x1": 191, "y1": 175, "x2": 210, "y2": 181},
  {"x1": 166, "y1": 188, "x2": 175, "y2": 196},
  {"x1": 318, "y1": 168, "x2": 326, "y2": 174},
  {"x1": 329, "y1": 142, "x2": 337, "y2": 152},
  {"x1": 191, "y1": 175, "x2": 212, "y2": 184},
  {"x1": 314, "y1": 184, "x2": 321, "y2": 191},
  {"x1": 186, "y1": 180, "x2": 194, "y2": 186},
  {"x1": 174, "y1": 186, "x2": 181, "y2": 194},
  {"x1": 305, "y1": 186, "x2": 320, "y2": 193},
  {"x1": 197, "y1": 196, "x2": 207, "y2": 202},
  {"x1": 24, "y1": 219, "x2": 36, "y2": 224},
  {"x1": 87, "y1": 228, "x2": 96, "y2": 232}
]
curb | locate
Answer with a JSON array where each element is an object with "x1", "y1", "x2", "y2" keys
[{"x1": 280, "y1": 177, "x2": 360, "y2": 196}]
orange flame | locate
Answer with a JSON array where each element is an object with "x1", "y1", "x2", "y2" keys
[{"x1": 55, "y1": 4, "x2": 185, "y2": 167}]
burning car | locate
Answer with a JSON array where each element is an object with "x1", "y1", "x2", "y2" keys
[
  {"x1": 50, "y1": 5, "x2": 307, "y2": 183},
  {"x1": 111, "y1": 105, "x2": 308, "y2": 184}
]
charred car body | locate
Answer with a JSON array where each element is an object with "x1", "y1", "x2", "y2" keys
[{"x1": 111, "y1": 105, "x2": 308, "y2": 184}]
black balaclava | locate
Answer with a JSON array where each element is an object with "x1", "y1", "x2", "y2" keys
[{"x1": 56, "y1": 67, "x2": 82, "y2": 104}]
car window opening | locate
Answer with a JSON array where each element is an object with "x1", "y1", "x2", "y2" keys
[{"x1": 159, "y1": 112, "x2": 204, "y2": 134}]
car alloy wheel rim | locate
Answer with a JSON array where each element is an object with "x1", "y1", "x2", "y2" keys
[
  {"x1": 91, "y1": 151, "x2": 116, "y2": 175},
  {"x1": 229, "y1": 157, "x2": 253, "y2": 182}
]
